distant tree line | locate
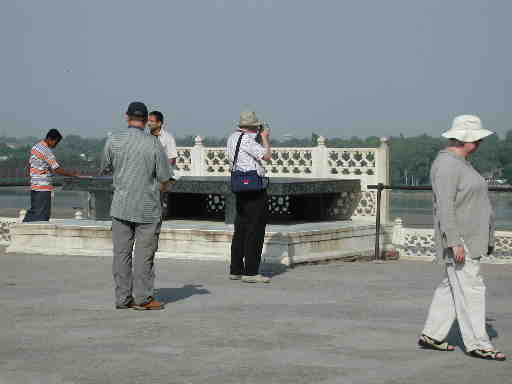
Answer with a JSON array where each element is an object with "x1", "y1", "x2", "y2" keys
[{"x1": 1, "y1": 131, "x2": 511, "y2": 185}]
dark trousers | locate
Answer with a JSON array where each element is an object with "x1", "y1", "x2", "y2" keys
[
  {"x1": 230, "y1": 190, "x2": 268, "y2": 276},
  {"x1": 23, "y1": 190, "x2": 52, "y2": 222}
]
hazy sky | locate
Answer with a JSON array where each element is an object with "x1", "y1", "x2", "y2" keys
[{"x1": 1, "y1": 0, "x2": 511, "y2": 139}]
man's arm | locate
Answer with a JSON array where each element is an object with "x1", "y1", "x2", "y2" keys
[
  {"x1": 166, "y1": 133, "x2": 178, "y2": 166},
  {"x1": 54, "y1": 167, "x2": 79, "y2": 177},
  {"x1": 433, "y1": 164, "x2": 463, "y2": 261},
  {"x1": 47, "y1": 152, "x2": 79, "y2": 177},
  {"x1": 246, "y1": 128, "x2": 271, "y2": 162}
]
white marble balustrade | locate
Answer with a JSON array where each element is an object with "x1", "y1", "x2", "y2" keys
[
  {"x1": 175, "y1": 136, "x2": 391, "y2": 223},
  {"x1": 391, "y1": 218, "x2": 512, "y2": 264}
]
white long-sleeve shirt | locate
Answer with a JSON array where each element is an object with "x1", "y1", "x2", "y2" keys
[{"x1": 158, "y1": 128, "x2": 178, "y2": 161}]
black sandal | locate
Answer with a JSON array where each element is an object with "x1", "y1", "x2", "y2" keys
[
  {"x1": 469, "y1": 349, "x2": 506, "y2": 361},
  {"x1": 418, "y1": 334, "x2": 455, "y2": 351}
]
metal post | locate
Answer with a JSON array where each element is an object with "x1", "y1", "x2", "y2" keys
[{"x1": 374, "y1": 183, "x2": 384, "y2": 261}]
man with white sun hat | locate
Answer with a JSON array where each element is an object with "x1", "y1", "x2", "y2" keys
[{"x1": 418, "y1": 114, "x2": 506, "y2": 361}]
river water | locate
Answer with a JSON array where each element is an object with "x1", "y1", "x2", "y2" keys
[{"x1": 2, "y1": 187, "x2": 512, "y2": 230}]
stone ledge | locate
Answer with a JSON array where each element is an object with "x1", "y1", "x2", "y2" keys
[{"x1": 7, "y1": 219, "x2": 389, "y2": 266}]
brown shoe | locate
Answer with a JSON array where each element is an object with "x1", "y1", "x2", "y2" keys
[{"x1": 132, "y1": 298, "x2": 165, "y2": 311}]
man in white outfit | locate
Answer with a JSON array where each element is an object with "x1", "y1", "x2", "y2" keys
[
  {"x1": 148, "y1": 111, "x2": 177, "y2": 167},
  {"x1": 148, "y1": 111, "x2": 178, "y2": 218}
]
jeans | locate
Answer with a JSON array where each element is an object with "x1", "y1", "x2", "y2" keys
[{"x1": 23, "y1": 190, "x2": 52, "y2": 222}]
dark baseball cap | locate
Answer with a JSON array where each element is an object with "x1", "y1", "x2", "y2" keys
[{"x1": 126, "y1": 101, "x2": 148, "y2": 119}]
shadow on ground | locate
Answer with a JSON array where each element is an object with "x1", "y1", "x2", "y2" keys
[
  {"x1": 156, "y1": 284, "x2": 210, "y2": 304},
  {"x1": 446, "y1": 319, "x2": 500, "y2": 350}
]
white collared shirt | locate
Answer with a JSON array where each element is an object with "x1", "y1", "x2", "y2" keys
[
  {"x1": 227, "y1": 130, "x2": 266, "y2": 176},
  {"x1": 158, "y1": 128, "x2": 178, "y2": 160}
]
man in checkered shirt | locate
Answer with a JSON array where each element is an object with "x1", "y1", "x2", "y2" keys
[{"x1": 101, "y1": 101, "x2": 173, "y2": 311}]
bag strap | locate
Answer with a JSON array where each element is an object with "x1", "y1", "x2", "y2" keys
[{"x1": 232, "y1": 132, "x2": 244, "y2": 170}]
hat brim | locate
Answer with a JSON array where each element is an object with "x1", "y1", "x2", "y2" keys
[
  {"x1": 238, "y1": 121, "x2": 263, "y2": 127},
  {"x1": 441, "y1": 129, "x2": 494, "y2": 142}
]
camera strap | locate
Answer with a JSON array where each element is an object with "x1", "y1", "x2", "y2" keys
[{"x1": 232, "y1": 132, "x2": 244, "y2": 171}]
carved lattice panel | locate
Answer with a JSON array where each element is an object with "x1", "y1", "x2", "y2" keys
[
  {"x1": 328, "y1": 149, "x2": 376, "y2": 177},
  {"x1": 206, "y1": 194, "x2": 225, "y2": 213},
  {"x1": 264, "y1": 149, "x2": 313, "y2": 176},
  {"x1": 393, "y1": 227, "x2": 512, "y2": 263},
  {"x1": 488, "y1": 232, "x2": 512, "y2": 263},
  {"x1": 0, "y1": 219, "x2": 16, "y2": 244},
  {"x1": 176, "y1": 148, "x2": 192, "y2": 174},
  {"x1": 268, "y1": 196, "x2": 291, "y2": 215},
  {"x1": 205, "y1": 149, "x2": 230, "y2": 175},
  {"x1": 326, "y1": 191, "x2": 361, "y2": 219},
  {"x1": 400, "y1": 231, "x2": 436, "y2": 259},
  {"x1": 353, "y1": 191, "x2": 376, "y2": 217}
]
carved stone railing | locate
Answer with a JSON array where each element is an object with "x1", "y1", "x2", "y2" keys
[
  {"x1": 174, "y1": 136, "x2": 391, "y2": 222},
  {"x1": 0, "y1": 217, "x2": 19, "y2": 246},
  {"x1": 391, "y1": 218, "x2": 512, "y2": 264}
]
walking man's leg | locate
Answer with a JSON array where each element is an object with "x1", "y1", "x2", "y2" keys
[
  {"x1": 133, "y1": 221, "x2": 162, "y2": 309},
  {"x1": 422, "y1": 267, "x2": 456, "y2": 342},
  {"x1": 112, "y1": 218, "x2": 135, "y2": 308},
  {"x1": 448, "y1": 259, "x2": 494, "y2": 352}
]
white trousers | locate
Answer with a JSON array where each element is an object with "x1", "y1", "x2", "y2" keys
[{"x1": 422, "y1": 257, "x2": 494, "y2": 352}]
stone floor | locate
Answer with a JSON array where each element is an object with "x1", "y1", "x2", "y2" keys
[{"x1": 0, "y1": 254, "x2": 511, "y2": 384}]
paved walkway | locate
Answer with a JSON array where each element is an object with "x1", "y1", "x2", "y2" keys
[{"x1": 0, "y1": 254, "x2": 510, "y2": 384}]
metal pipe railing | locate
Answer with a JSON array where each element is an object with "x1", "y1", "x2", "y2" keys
[
  {"x1": 0, "y1": 177, "x2": 66, "y2": 187},
  {"x1": 367, "y1": 183, "x2": 512, "y2": 261}
]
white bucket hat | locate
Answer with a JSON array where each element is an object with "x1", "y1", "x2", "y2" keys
[
  {"x1": 441, "y1": 115, "x2": 494, "y2": 142},
  {"x1": 238, "y1": 111, "x2": 263, "y2": 127}
]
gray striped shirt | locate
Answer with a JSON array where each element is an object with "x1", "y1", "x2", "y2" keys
[{"x1": 100, "y1": 126, "x2": 172, "y2": 223}]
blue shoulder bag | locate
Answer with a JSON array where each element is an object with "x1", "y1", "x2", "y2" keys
[{"x1": 230, "y1": 133, "x2": 269, "y2": 193}]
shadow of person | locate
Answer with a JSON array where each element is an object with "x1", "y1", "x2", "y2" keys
[
  {"x1": 446, "y1": 321, "x2": 464, "y2": 350},
  {"x1": 446, "y1": 319, "x2": 500, "y2": 350},
  {"x1": 485, "y1": 317, "x2": 499, "y2": 340},
  {"x1": 259, "y1": 231, "x2": 292, "y2": 277},
  {"x1": 155, "y1": 284, "x2": 210, "y2": 304}
]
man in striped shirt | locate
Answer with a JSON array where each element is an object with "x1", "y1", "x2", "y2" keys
[
  {"x1": 24, "y1": 129, "x2": 79, "y2": 222},
  {"x1": 101, "y1": 101, "x2": 173, "y2": 311}
]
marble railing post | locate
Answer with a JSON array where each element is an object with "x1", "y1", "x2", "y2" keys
[
  {"x1": 191, "y1": 136, "x2": 205, "y2": 176},
  {"x1": 376, "y1": 137, "x2": 391, "y2": 224},
  {"x1": 391, "y1": 217, "x2": 404, "y2": 245},
  {"x1": 312, "y1": 136, "x2": 328, "y2": 178}
]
